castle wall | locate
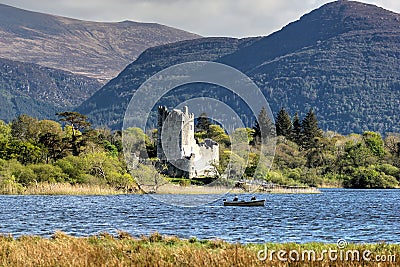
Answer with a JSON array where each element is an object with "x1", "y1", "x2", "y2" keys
[{"x1": 193, "y1": 139, "x2": 219, "y2": 177}]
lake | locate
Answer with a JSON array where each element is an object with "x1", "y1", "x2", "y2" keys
[{"x1": 0, "y1": 189, "x2": 399, "y2": 244}]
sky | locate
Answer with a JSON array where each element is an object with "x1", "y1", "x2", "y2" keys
[{"x1": 1, "y1": 0, "x2": 400, "y2": 37}]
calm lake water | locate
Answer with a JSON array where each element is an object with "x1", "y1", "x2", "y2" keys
[{"x1": 0, "y1": 189, "x2": 399, "y2": 243}]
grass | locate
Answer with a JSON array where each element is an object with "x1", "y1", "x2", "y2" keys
[{"x1": 0, "y1": 232, "x2": 398, "y2": 266}]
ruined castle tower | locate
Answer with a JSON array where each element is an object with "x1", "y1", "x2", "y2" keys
[
  {"x1": 157, "y1": 106, "x2": 195, "y2": 161},
  {"x1": 157, "y1": 106, "x2": 219, "y2": 178}
]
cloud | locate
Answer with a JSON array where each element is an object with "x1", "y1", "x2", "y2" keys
[{"x1": 1, "y1": 0, "x2": 400, "y2": 37}]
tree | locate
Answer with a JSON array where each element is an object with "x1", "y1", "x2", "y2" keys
[
  {"x1": 57, "y1": 112, "x2": 92, "y2": 156},
  {"x1": 301, "y1": 109, "x2": 322, "y2": 149},
  {"x1": 11, "y1": 114, "x2": 40, "y2": 143},
  {"x1": 145, "y1": 129, "x2": 157, "y2": 158},
  {"x1": 85, "y1": 152, "x2": 125, "y2": 184},
  {"x1": 130, "y1": 163, "x2": 166, "y2": 193},
  {"x1": 291, "y1": 112, "x2": 302, "y2": 145},
  {"x1": 37, "y1": 120, "x2": 65, "y2": 163},
  {"x1": 56, "y1": 111, "x2": 91, "y2": 135},
  {"x1": 384, "y1": 134, "x2": 400, "y2": 167},
  {"x1": 363, "y1": 131, "x2": 385, "y2": 157},
  {"x1": 0, "y1": 120, "x2": 11, "y2": 159},
  {"x1": 337, "y1": 140, "x2": 376, "y2": 171},
  {"x1": 231, "y1": 128, "x2": 251, "y2": 162},
  {"x1": 29, "y1": 164, "x2": 67, "y2": 183},
  {"x1": 55, "y1": 156, "x2": 88, "y2": 184},
  {"x1": 385, "y1": 134, "x2": 400, "y2": 156},
  {"x1": 39, "y1": 132, "x2": 65, "y2": 163},
  {"x1": 252, "y1": 107, "x2": 275, "y2": 145},
  {"x1": 275, "y1": 107, "x2": 292, "y2": 138},
  {"x1": 7, "y1": 140, "x2": 42, "y2": 164},
  {"x1": 208, "y1": 125, "x2": 230, "y2": 147},
  {"x1": 123, "y1": 127, "x2": 147, "y2": 154},
  {"x1": 195, "y1": 112, "x2": 211, "y2": 133},
  {"x1": 343, "y1": 166, "x2": 399, "y2": 188}
]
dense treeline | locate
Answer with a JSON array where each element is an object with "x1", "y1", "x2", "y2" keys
[
  {"x1": 257, "y1": 108, "x2": 400, "y2": 188},
  {"x1": 194, "y1": 108, "x2": 400, "y2": 189},
  {"x1": 0, "y1": 109, "x2": 399, "y2": 194},
  {"x1": 0, "y1": 112, "x2": 136, "y2": 193}
]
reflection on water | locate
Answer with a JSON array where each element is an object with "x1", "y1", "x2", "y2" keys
[{"x1": 0, "y1": 189, "x2": 399, "y2": 243}]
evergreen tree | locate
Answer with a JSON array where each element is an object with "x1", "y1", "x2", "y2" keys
[
  {"x1": 301, "y1": 108, "x2": 322, "y2": 149},
  {"x1": 11, "y1": 114, "x2": 40, "y2": 143},
  {"x1": 56, "y1": 111, "x2": 92, "y2": 156},
  {"x1": 291, "y1": 112, "x2": 302, "y2": 145},
  {"x1": 56, "y1": 111, "x2": 91, "y2": 135},
  {"x1": 253, "y1": 107, "x2": 275, "y2": 144},
  {"x1": 275, "y1": 107, "x2": 292, "y2": 138},
  {"x1": 195, "y1": 112, "x2": 211, "y2": 133}
]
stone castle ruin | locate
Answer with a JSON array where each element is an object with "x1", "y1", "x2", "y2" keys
[{"x1": 157, "y1": 106, "x2": 219, "y2": 178}]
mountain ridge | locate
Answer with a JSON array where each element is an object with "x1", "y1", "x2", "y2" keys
[
  {"x1": 77, "y1": 0, "x2": 400, "y2": 134},
  {"x1": 220, "y1": 0, "x2": 400, "y2": 72},
  {"x1": 77, "y1": 37, "x2": 260, "y2": 128},
  {"x1": 0, "y1": 3, "x2": 200, "y2": 82}
]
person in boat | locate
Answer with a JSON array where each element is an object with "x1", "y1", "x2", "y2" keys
[
  {"x1": 251, "y1": 196, "x2": 256, "y2": 201},
  {"x1": 233, "y1": 196, "x2": 238, "y2": 201}
]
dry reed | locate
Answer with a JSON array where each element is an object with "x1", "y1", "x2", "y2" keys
[
  {"x1": 0, "y1": 232, "x2": 397, "y2": 267},
  {"x1": 22, "y1": 182, "x2": 124, "y2": 195}
]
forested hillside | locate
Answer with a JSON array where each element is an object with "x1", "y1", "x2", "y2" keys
[
  {"x1": 79, "y1": 1, "x2": 400, "y2": 134},
  {"x1": 0, "y1": 58, "x2": 102, "y2": 121}
]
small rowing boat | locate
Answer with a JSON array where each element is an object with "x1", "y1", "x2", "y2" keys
[{"x1": 223, "y1": 199, "x2": 265, "y2": 207}]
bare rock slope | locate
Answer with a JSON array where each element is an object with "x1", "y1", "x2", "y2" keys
[{"x1": 0, "y1": 4, "x2": 200, "y2": 82}]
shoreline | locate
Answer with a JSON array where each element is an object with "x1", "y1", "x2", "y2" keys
[
  {"x1": 1, "y1": 182, "x2": 323, "y2": 195},
  {"x1": 128, "y1": 183, "x2": 322, "y2": 195},
  {"x1": 4, "y1": 182, "x2": 398, "y2": 196}
]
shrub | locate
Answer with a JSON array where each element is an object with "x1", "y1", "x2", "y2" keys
[
  {"x1": 344, "y1": 166, "x2": 399, "y2": 188},
  {"x1": 179, "y1": 179, "x2": 191, "y2": 187},
  {"x1": 29, "y1": 164, "x2": 67, "y2": 183},
  {"x1": 0, "y1": 159, "x2": 36, "y2": 186},
  {"x1": 55, "y1": 156, "x2": 87, "y2": 184}
]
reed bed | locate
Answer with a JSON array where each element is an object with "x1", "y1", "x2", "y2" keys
[
  {"x1": 1, "y1": 181, "x2": 321, "y2": 196},
  {"x1": 22, "y1": 183, "x2": 124, "y2": 195},
  {"x1": 0, "y1": 232, "x2": 397, "y2": 267}
]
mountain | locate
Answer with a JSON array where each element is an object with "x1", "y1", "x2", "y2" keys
[
  {"x1": 0, "y1": 57, "x2": 102, "y2": 122},
  {"x1": 240, "y1": 0, "x2": 400, "y2": 133},
  {"x1": 77, "y1": 37, "x2": 260, "y2": 128},
  {"x1": 0, "y1": 4, "x2": 200, "y2": 82},
  {"x1": 78, "y1": 0, "x2": 400, "y2": 134}
]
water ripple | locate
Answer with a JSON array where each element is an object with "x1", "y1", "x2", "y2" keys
[{"x1": 0, "y1": 189, "x2": 399, "y2": 243}]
